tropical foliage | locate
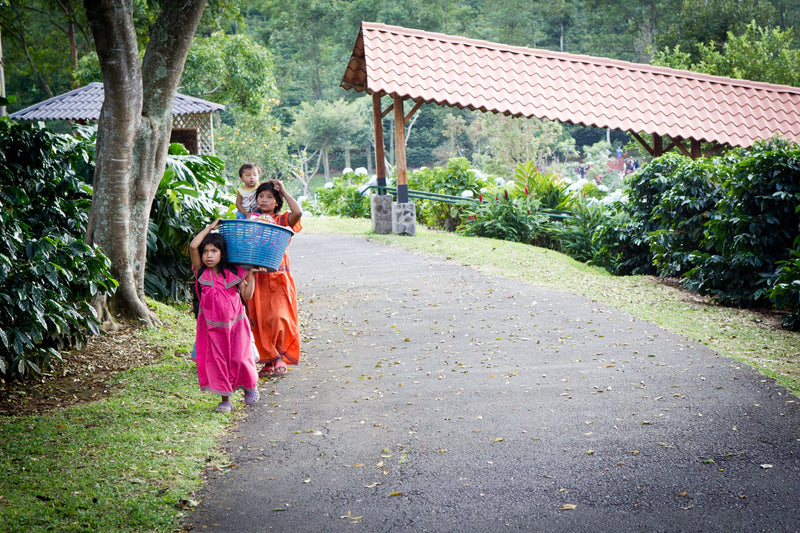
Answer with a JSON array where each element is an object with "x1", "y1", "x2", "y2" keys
[{"x1": 0, "y1": 121, "x2": 116, "y2": 378}]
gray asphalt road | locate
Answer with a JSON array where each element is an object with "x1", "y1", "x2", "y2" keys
[{"x1": 184, "y1": 233, "x2": 800, "y2": 533}]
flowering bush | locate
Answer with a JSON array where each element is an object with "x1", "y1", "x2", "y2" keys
[
  {"x1": 409, "y1": 157, "x2": 485, "y2": 230},
  {"x1": 459, "y1": 189, "x2": 548, "y2": 244}
]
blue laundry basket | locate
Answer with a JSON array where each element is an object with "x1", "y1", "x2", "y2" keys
[{"x1": 218, "y1": 219, "x2": 294, "y2": 271}]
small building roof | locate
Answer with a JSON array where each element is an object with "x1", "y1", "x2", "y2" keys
[
  {"x1": 341, "y1": 22, "x2": 800, "y2": 149},
  {"x1": 9, "y1": 82, "x2": 225, "y2": 121}
]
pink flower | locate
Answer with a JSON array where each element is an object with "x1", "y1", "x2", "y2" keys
[
  {"x1": 504, "y1": 190, "x2": 509, "y2": 200},
  {"x1": 524, "y1": 186, "x2": 529, "y2": 196},
  {"x1": 478, "y1": 194, "x2": 483, "y2": 202}
]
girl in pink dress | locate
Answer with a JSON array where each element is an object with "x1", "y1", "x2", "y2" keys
[{"x1": 190, "y1": 219, "x2": 267, "y2": 412}]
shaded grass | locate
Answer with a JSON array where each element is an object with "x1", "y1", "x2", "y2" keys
[
  {"x1": 303, "y1": 216, "x2": 800, "y2": 395},
  {"x1": 0, "y1": 301, "x2": 236, "y2": 532}
]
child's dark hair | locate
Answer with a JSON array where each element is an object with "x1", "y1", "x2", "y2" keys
[
  {"x1": 239, "y1": 163, "x2": 260, "y2": 178},
  {"x1": 255, "y1": 181, "x2": 284, "y2": 212},
  {"x1": 192, "y1": 233, "x2": 239, "y2": 317}
]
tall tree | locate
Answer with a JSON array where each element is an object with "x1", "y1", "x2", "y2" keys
[
  {"x1": 655, "y1": 0, "x2": 777, "y2": 62},
  {"x1": 289, "y1": 98, "x2": 365, "y2": 187},
  {"x1": 653, "y1": 21, "x2": 800, "y2": 86},
  {"x1": 83, "y1": 0, "x2": 206, "y2": 326},
  {"x1": 0, "y1": 0, "x2": 91, "y2": 106}
]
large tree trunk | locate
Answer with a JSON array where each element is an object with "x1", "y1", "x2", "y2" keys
[{"x1": 84, "y1": 0, "x2": 206, "y2": 327}]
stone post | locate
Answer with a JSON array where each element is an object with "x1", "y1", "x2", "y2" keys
[
  {"x1": 391, "y1": 201, "x2": 416, "y2": 236},
  {"x1": 370, "y1": 194, "x2": 393, "y2": 234}
]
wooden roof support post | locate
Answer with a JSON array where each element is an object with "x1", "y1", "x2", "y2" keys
[
  {"x1": 393, "y1": 94, "x2": 409, "y2": 203},
  {"x1": 653, "y1": 134, "x2": 663, "y2": 157},
  {"x1": 372, "y1": 93, "x2": 387, "y2": 190},
  {"x1": 691, "y1": 139, "x2": 701, "y2": 159}
]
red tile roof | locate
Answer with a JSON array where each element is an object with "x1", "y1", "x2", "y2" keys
[{"x1": 341, "y1": 22, "x2": 800, "y2": 149}]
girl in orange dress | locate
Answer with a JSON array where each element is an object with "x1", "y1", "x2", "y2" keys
[{"x1": 246, "y1": 180, "x2": 303, "y2": 376}]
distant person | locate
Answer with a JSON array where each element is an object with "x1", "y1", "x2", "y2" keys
[
  {"x1": 246, "y1": 180, "x2": 304, "y2": 377},
  {"x1": 235, "y1": 163, "x2": 261, "y2": 219},
  {"x1": 190, "y1": 219, "x2": 266, "y2": 413},
  {"x1": 616, "y1": 147, "x2": 623, "y2": 158}
]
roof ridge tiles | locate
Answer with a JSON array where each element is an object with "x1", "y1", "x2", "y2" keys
[{"x1": 363, "y1": 22, "x2": 800, "y2": 95}]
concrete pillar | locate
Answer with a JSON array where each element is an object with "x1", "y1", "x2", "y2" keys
[
  {"x1": 391, "y1": 202, "x2": 416, "y2": 236},
  {"x1": 370, "y1": 194, "x2": 393, "y2": 234}
]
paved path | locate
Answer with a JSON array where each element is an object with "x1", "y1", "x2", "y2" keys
[{"x1": 186, "y1": 233, "x2": 800, "y2": 532}]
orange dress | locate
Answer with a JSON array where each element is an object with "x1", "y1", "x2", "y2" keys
[{"x1": 246, "y1": 211, "x2": 302, "y2": 365}]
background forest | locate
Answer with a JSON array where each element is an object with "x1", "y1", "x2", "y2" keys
[{"x1": 3, "y1": 0, "x2": 800, "y2": 187}]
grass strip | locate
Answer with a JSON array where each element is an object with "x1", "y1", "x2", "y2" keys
[
  {"x1": 303, "y1": 216, "x2": 800, "y2": 395},
  {"x1": 0, "y1": 301, "x2": 235, "y2": 532}
]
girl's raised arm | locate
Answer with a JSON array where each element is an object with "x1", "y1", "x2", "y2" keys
[
  {"x1": 189, "y1": 219, "x2": 221, "y2": 270},
  {"x1": 273, "y1": 179, "x2": 303, "y2": 227}
]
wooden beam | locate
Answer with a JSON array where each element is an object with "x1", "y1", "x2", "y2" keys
[
  {"x1": 630, "y1": 131, "x2": 655, "y2": 157},
  {"x1": 669, "y1": 136, "x2": 691, "y2": 157},
  {"x1": 372, "y1": 93, "x2": 387, "y2": 188},
  {"x1": 381, "y1": 103, "x2": 394, "y2": 118},
  {"x1": 703, "y1": 143, "x2": 725, "y2": 158},
  {"x1": 404, "y1": 99, "x2": 424, "y2": 125},
  {"x1": 393, "y1": 94, "x2": 409, "y2": 203}
]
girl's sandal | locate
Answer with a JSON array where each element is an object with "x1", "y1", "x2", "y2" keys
[
  {"x1": 272, "y1": 360, "x2": 287, "y2": 375},
  {"x1": 258, "y1": 363, "x2": 275, "y2": 377}
]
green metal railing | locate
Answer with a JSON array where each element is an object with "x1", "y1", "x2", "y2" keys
[
  {"x1": 359, "y1": 184, "x2": 574, "y2": 219},
  {"x1": 359, "y1": 184, "x2": 468, "y2": 204}
]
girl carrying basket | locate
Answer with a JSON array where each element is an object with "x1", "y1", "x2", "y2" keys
[
  {"x1": 190, "y1": 219, "x2": 267, "y2": 412},
  {"x1": 246, "y1": 180, "x2": 303, "y2": 376}
]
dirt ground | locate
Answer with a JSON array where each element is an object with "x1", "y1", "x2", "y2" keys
[{"x1": 0, "y1": 321, "x2": 163, "y2": 417}]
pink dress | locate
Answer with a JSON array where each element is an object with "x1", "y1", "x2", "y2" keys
[{"x1": 194, "y1": 266, "x2": 258, "y2": 395}]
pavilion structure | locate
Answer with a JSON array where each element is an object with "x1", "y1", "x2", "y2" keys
[
  {"x1": 341, "y1": 22, "x2": 800, "y2": 235},
  {"x1": 10, "y1": 82, "x2": 224, "y2": 155}
]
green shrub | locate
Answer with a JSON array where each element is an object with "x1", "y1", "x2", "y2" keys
[
  {"x1": 0, "y1": 121, "x2": 116, "y2": 378},
  {"x1": 459, "y1": 190, "x2": 547, "y2": 244},
  {"x1": 647, "y1": 156, "x2": 724, "y2": 277},
  {"x1": 769, "y1": 247, "x2": 800, "y2": 330},
  {"x1": 684, "y1": 139, "x2": 800, "y2": 306},
  {"x1": 314, "y1": 172, "x2": 370, "y2": 218},
  {"x1": 549, "y1": 199, "x2": 609, "y2": 263},
  {"x1": 589, "y1": 202, "x2": 654, "y2": 275},
  {"x1": 591, "y1": 154, "x2": 691, "y2": 275}
]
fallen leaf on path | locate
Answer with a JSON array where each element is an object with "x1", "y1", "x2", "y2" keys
[{"x1": 559, "y1": 504, "x2": 577, "y2": 510}]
